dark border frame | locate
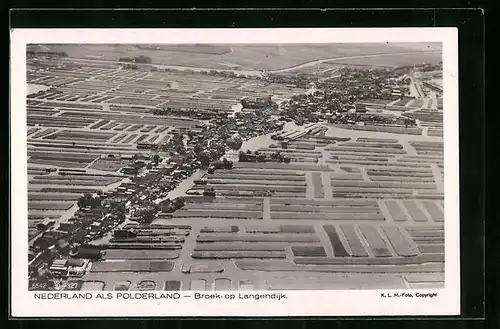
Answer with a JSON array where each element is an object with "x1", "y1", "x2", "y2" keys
[{"x1": 8, "y1": 8, "x2": 485, "y2": 323}]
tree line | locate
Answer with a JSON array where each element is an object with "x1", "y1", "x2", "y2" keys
[{"x1": 27, "y1": 51, "x2": 68, "y2": 58}]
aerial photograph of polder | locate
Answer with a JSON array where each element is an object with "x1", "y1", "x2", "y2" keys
[{"x1": 26, "y1": 43, "x2": 445, "y2": 292}]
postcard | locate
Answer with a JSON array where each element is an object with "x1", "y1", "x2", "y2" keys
[{"x1": 10, "y1": 27, "x2": 459, "y2": 317}]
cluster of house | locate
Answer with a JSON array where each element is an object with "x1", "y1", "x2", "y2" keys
[
  {"x1": 154, "y1": 107, "x2": 285, "y2": 149},
  {"x1": 28, "y1": 211, "x2": 111, "y2": 280},
  {"x1": 316, "y1": 67, "x2": 404, "y2": 99},
  {"x1": 263, "y1": 74, "x2": 313, "y2": 89},
  {"x1": 240, "y1": 96, "x2": 278, "y2": 109},
  {"x1": 275, "y1": 67, "x2": 416, "y2": 127}
]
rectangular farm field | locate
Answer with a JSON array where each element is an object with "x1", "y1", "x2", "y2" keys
[
  {"x1": 173, "y1": 209, "x2": 263, "y2": 219},
  {"x1": 27, "y1": 127, "x2": 41, "y2": 136},
  {"x1": 233, "y1": 162, "x2": 330, "y2": 171},
  {"x1": 272, "y1": 198, "x2": 378, "y2": 207},
  {"x1": 31, "y1": 128, "x2": 58, "y2": 139},
  {"x1": 43, "y1": 130, "x2": 116, "y2": 141},
  {"x1": 139, "y1": 125, "x2": 155, "y2": 132},
  {"x1": 339, "y1": 142, "x2": 404, "y2": 149},
  {"x1": 203, "y1": 184, "x2": 306, "y2": 193},
  {"x1": 102, "y1": 250, "x2": 179, "y2": 260},
  {"x1": 100, "y1": 121, "x2": 121, "y2": 131},
  {"x1": 185, "y1": 203, "x2": 262, "y2": 211},
  {"x1": 331, "y1": 124, "x2": 422, "y2": 135},
  {"x1": 37, "y1": 187, "x2": 102, "y2": 194},
  {"x1": 135, "y1": 134, "x2": 149, "y2": 143},
  {"x1": 28, "y1": 158, "x2": 91, "y2": 168},
  {"x1": 89, "y1": 158, "x2": 131, "y2": 172},
  {"x1": 422, "y1": 201, "x2": 444, "y2": 222},
  {"x1": 29, "y1": 178, "x2": 113, "y2": 186},
  {"x1": 271, "y1": 212, "x2": 384, "y2": 220},
  {"x1": 154, "y1": 126, "x2": 169, "y2": 133},
  {"x1": 147, "y1": 135, "x2": 159, "y2": 143},
  {"x1": 110, "y1": 133, "x2": 128, "y2": 143},
  {"x1": 207, "y1": 179, "x2": 305, "y2": 186},
  {"x1": 28, "y1": 193, "x2": 83, "y2": 201},
  {"x1": 90, "y1": 260, "x2": 175, "y2": 272},
  {"x1": 207, "y1": 173, "x2": 305, "y2": 181},
  {"x1": 113, "y1": 124, "x2": 132, "y2": 131},
  {"x1": 356, "y1": 138, "x2": 399, "y2": 143},
  {"x1": 393, "y1": 97, "x2": 414, "y2": 107},
  {"x1": 402, "y1": 201, "x2": 430, "y2": 222},
  {"x1": 28, "y1": 202, "x2": 74, "y2": 210},
  {"x1": 43, "y1": 102, "x2": 103, "y2": 109},
  {"x1": 311, "y1": 172, "x2": 324, "y2": 198},
  {"x1": 127, "y1": 125, "x2": 143, "y2": 132},
  {"x1": 270, "y1": 204, "x2": 380, "y2": 214}
]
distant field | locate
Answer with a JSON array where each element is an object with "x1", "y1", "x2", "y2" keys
[
  {"x1": 326, "y1": 52, "x2": 442, "y2": 68},
  {"x1": 35, "y1": 43, "x2": 442, "y2": 71},
  {"x1": 136, "y1": 44, "x2": 232, "y2": 55}
]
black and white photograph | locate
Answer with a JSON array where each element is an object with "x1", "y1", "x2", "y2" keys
[{"x1": 10, "y1": 28, "x2": 460, "y2": 317}]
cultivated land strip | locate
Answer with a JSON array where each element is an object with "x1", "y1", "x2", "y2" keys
[{"x1": 26, "y1": 49, "x2": 445, "y2": 291}]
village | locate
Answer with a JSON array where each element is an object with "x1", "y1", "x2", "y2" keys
[{"x1": 26, "y1": 45, "x2": 445, "y2": 291}]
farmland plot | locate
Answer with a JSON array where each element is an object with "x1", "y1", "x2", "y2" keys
[
  {"x1": 89, "y1": 157, "x2": 131, "y2": 171},
  {"x1": 174, "y1": 209, "x2": 263, "y2": 219},
  {"x1": 30, "y1": 178, "x2": 115, "y2": 186},
  {"x1": 27, "y1": 151, "x2": 100, "y2": 168},
  {"x1": 199, "y1": 183, "x2": 306, "y2": 194},
  {"x1": 100, "y1": 121, "x2": 121, "y2": 130},
  {"x1": 28, "y1": 55, "x2": 446, "y2": 290},
  {"x1": 405, "y1": 226, "x2": 444, "y2": 255},
  {"x1": 208, "y1": 178, "x2": 306, "y2": 187},
  {"x1": 392, "y1": 97, "x2": 414, "y2": 107},
  {"x1": 421, "y1": 201, "x2": 444, "y2": 222},
  {"x1": 43, "y1": 130, "x2": 116, "y2": 142},
  {"x1": 27, "y1": 115, "x2": 95, "y2": 128},
  {"x1": 32, "y1": 174, "x2": 120, "y2": 184},
  {"x1": 311, "y1": 172, "x2": 325, "y2": 198},
  {"x1": 233, "y1": 162, "x2": 331, "y2": 171},
  {"x1": 331, "y1": 123, "x2": 423, "y2": 135},
  {"x1": 29, "y1": 193, "x2": 82, "y2": 201},
  {"x1": 59, "y1": 111, "x2": 197, "y2": 128},
  {"x1": 31, "y1": 128, "x2": 58, "y2": 139},
  {"x1": 27, "y1": 127, "x2": 42, "y2": 136},
  {"x1": 270, "y1": 204, "x2": 380, "y2": 214},
  {"x1": 90, "y1": 261, "x2": 175, "y2": 272},
  {"x1": 338, "y1": 225, "x2": 369, "y2": 257},
  {"x1": 102, "y1": 250, "x2": 179, "y2": 260},
  {"x1": 271, "y1": 212, "x2": 384, "y2": 221},
  {"x1": 28, "y1": 202, "x2": 74, "y2": 211},
  {"x1": 28, "y1": 158, "x2": 92, "y2": 168}
]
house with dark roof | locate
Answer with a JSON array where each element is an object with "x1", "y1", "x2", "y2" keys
[
  {"x1": 75, "y1": 247, "x2": 102, "y2": 260},
  {"x1": 33, "y1": 237, "x2": 55, "y2": 250},
  {"x1": 57, "y1": 239, "x2": 71, "y2": 254}
]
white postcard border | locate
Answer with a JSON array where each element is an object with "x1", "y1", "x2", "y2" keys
[{"x1": 10, "y1": 27, "x2": 459, "y2": 317}]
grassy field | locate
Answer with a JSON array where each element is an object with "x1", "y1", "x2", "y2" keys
[
  {"x1": 36, "y1": 43, "x2": 442, "y2": 70},
  {"x1": 327, "y1": 52, "x2": 442, "y2": 67}
]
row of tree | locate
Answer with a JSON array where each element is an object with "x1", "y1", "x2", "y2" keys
[
  {"x1": 237, "y1": 150, "x2": 291, "y2": 163},
  {"x1": 27, "y1": 51, "x2": 68, "y2": 58},
  {"x1": 118, "y1": 55, "x2": 152, "y2": 64}
]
